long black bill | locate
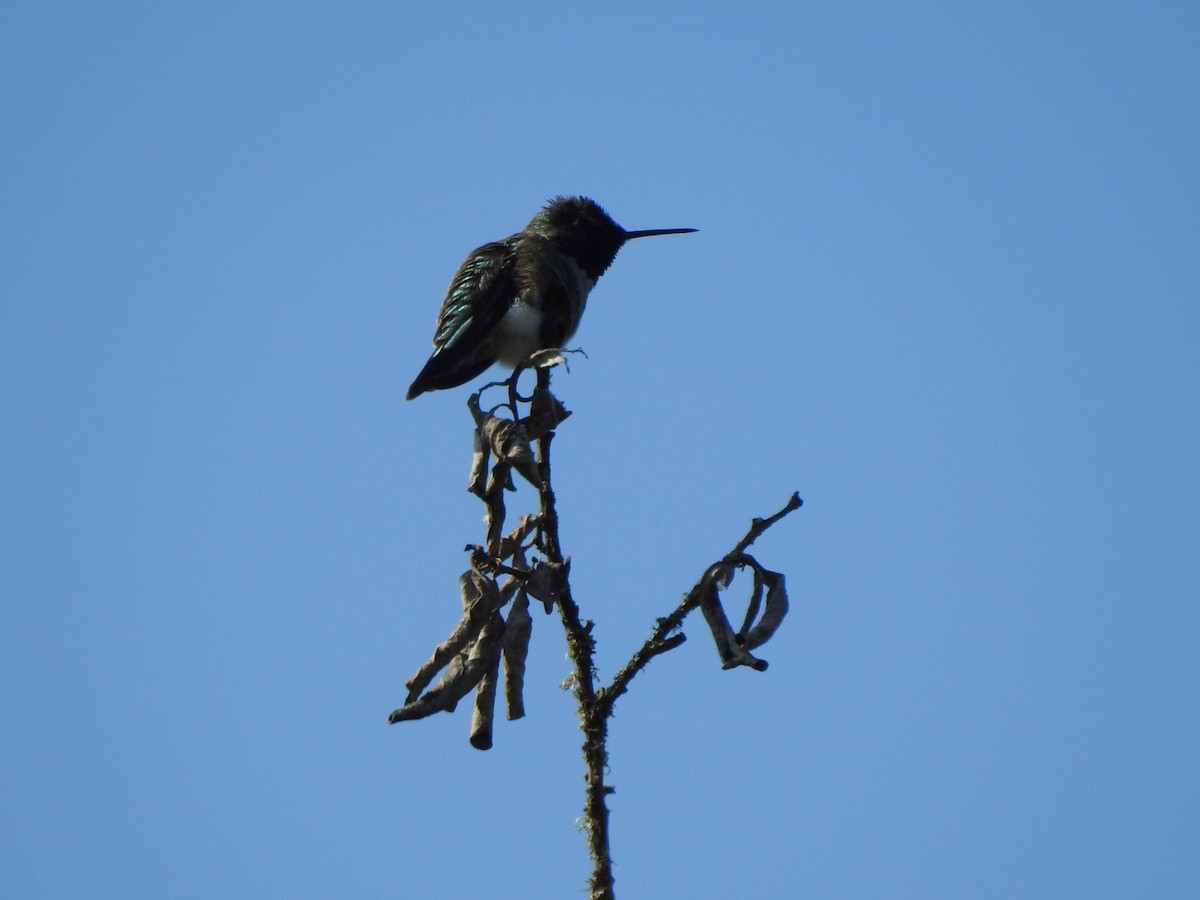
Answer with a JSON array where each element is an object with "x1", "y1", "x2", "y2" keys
[{"x1": 623, "y1": 227, "x2": 698, "y2": 240}]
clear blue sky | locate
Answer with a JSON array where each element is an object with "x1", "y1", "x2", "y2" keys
[{"x1": 3, "y1": 3, "x2": 1198, "y2": 897}]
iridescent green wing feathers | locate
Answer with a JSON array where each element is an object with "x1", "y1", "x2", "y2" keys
[
  {"x1": 430, "y1": 240, "x2": 514, "y2": 356},
  {"x1": 406, "y1": 239, "x2": 517, "y2": 399}
]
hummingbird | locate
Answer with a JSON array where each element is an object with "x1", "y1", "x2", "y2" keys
[{"x1": 406, "y1": 196, "x2": 696, "y2": 400}]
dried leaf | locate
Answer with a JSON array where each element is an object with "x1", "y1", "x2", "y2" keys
[
  {"x1": 480, "y1": 415, "x2": 542, "y2": 488},
  {"x1": 737, "y1": 566, "x2": 765, "y2": 637},
  {"x1": 697, "y1": 562, "x2": 768, "y2": 671},
  {"x1": 468, "y1": 425, "x2": 488, "y2": 497},
  {"x1": 524, "y1": 560, "x2": 564, "y2": 613},
  {"x1": 401, "y1": 569, "x2": 502, "y2": 704},
  {"x1": 525, "y1": 348, "x2": 568, "y2": 370},
  {"x1": 526, "y1": 386, "x2": 571, "y2": 439},
  {"x1": 739, "y1": 569, "x2": 788, "y2": 651},
  {"x1": 470, "y1": 612, "x2": 506, "y2": 750},
  {"x1": 502, "y1": 590, "x2": 533, "y2": 720}
]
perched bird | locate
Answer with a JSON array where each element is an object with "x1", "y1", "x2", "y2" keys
[{"x1": 406, "y1": 196, "x2": 696, "y2": 399}]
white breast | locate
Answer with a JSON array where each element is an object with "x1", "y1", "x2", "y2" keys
[{"x1": 493, "y1": 303, "x2": 544, "y2": 367}]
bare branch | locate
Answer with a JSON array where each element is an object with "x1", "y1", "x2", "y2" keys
[
  {"x1": 603, "y1": 493, "x2": 803, "y2": 711},
  {"x1": 730, "y1": 492, "x2": 804, "y2": 557},
  {"x1": 389, "y1": 363, "x2": 803, "y2": 900}
]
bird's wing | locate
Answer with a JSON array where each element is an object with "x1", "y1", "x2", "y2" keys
[
  {"x1": 428, "y1": 239, "x2": 516, "y2": 359},
  {"x1": 406, "y1": 239, "x2": 517, "y2": 399}
]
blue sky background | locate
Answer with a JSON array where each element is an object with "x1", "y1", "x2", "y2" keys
[{"x1": 3, "y1": 3, "x2": 1198, "y2": 897}]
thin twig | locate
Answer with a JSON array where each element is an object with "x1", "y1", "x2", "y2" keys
[{"x1": 729, "y1": 492, "x2": 803, "y2": 559}]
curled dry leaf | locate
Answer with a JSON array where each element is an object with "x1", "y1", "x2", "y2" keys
[
  {"x1": 468, "y1": 426, "x2": 489, "y2": 497},
  {"x1": 739, "y1": 569, "x2": 788, "y2": 651},
  {"x1": 525, "y1": 348, "x2": 568, "y2": 370},
  {"x1": 393, "y1": 569, "x2": 503, "y2": 714},
  {"x1": 696, "y1": 560, "x2": 777, "y2": 672},
  {"x1": 524, "y1": 560, "x2": 565, "y2": 613},
  {"x1": 469, "y1": 611, "x2": 507, "y2": 750},
  {"x1": 502, "y1": 589, "x2": 533, "y2": 720},
  {"x1": 526, "y1": 386, "x2": 571, "y2": 440},
  {"x1": 478, "y1": 415, "x2": 543, "y2": 488}
]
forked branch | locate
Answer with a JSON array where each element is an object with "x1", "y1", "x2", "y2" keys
[{"x1": 389, "y1": 363, "x2": 802, "y2": 900}]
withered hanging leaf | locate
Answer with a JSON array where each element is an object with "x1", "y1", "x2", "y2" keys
[
  {"x1": 468, "y1": 426, "x2": 489, "y2": 497},
  {"x1": 400, "y1": 569, "x2": 503, "y2": 705},
  {"x1": 482, "y1": 466, "x2": 509, "y2": 554},
  {"x1": 524, "y1": 560, "x2": 566, "y2": 613},
  {"x1": 526, "y1": 384, "x2": 571, "y2": 439},
  {"x1": 737, "y1": 566, "x2": 766, "y2": 637},
  {"x1": 469, "y1": 669, "x2": 498, "y2": 749},
  {"x1": 391, "y1": 609, "x2": 506, "y2": 724},
  {"x1": 495, "y1": 515, "x2": 539, "y2": 562},
  {"x1": 390, "y1": 651, "x2": 479, "y2": 722},
  {"x1": 502, "y1": 589, "x2": 533, "y2": 720},
  {"x1": 469, "y1": 611, "x2": 506, "y2": 750},
  {"x1": 696, "y1": 562, "x2": 769, "y2": 672},
  {"x1": 478, "y1": 415, "x2": 543, "y2": 488},
  {"x1": 739, "y1": 569, "x2": 788, "y2": 651}
]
